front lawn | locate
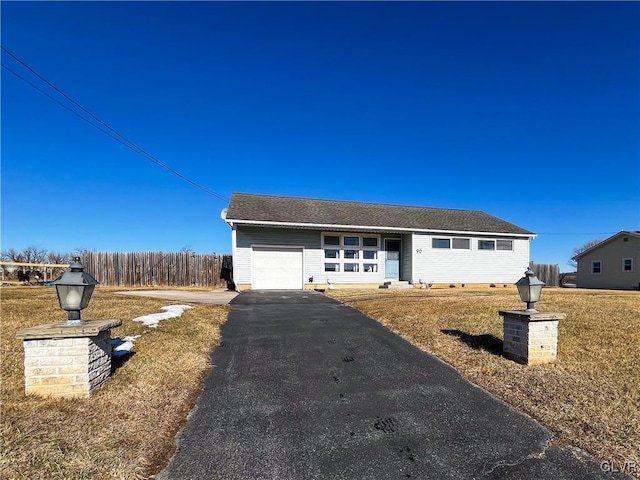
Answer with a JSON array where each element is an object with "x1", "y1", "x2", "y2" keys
[
  {"x1": 327, "y1": 286, "x2": 639, "y2": 475},
  {"x1": 1, "y1": 287, "x2": 227, "y2": 479}
]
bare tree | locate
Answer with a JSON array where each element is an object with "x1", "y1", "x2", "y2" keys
[
  {"x1": 47, "y1": 251, "x2": 72, "y2": 265},
  {"x1": 22, "y1": 246, "x2": 48, "y2": 264},
  {"x1": 568, "y1": 239, "x2": 602, "y2": 270},
  {"x1": 1, "y1": 248, "x2": 25, "y2": 262}
]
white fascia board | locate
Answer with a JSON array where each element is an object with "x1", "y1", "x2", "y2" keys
[{"x1": 226, "y1": 219, "x2": 536, "y2": 239}]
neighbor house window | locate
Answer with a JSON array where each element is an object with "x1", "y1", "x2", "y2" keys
[
  {"x1": 623, "y1": 258, "x2": 633, "y2": 272},
  {"x1": 432, "y1": 238, "x2": 451, "y2": 249},
  {"x1": 497, "y1": 240, "x2": 513, "y2": 251},
  {"x1": 322, "y1": 234, "x2": 380, "y2": 274},
  {"x1": 478, "y1": 240, "x2": 495, "y2": 250},
  {"x1": 591, "y1": 261, "x2": 602, "y2": 274},
  {"x1": 452, "y1": 238, "x2": 470, "y2": 249}
]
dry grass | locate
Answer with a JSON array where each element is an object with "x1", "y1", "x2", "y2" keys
[
  {"x1": 1, "y1": 286, "x2": 228, "y2": 479},
  {"x1": 327, "y1": 286, "x2": 640, "y2": 473}
]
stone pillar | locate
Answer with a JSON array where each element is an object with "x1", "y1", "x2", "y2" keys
[
  {"x1": 16, "y1": 319, "x2": 122, "y2": 398},
  {"x1": 499, "y1": 311, "x2": 565, "y2": 365}
]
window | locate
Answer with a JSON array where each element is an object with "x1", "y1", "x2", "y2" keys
[
  {"x1": 623, "y1": 258, "x2": 633, "y2": 272},
  {"x1": 452, "y1": 238, "x2": 470, "y2": 249},
  {"x1": 344, "y1": 237, "x2": 359, "y2": 246},
  {"x1": 363, "y1": 237, "x2": 378, "y2": 247},
  {"x1": 322, "y1": 234, "x2": 380, "y2": 274},
  {"x1": 324, "y1": 236, "x2": 340, "y2": 246},
  {"x1": 592, "y1": 261, "x2": 602, "y2": 274},
  {"x1": 497, "y1": 240, "x2": 513, "y2": 251},
  {"x1": 324, "y1": 249, "x2": 339, "y2": 259},
  {"x1": 478, "y1": 240, "x2": 495, "y2": 250},
  {"x1": 432, "y1": 238, "x2": 451, "y2": 249}
]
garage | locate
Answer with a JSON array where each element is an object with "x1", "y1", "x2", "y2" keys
[{"x1": 252, "y1": 247, "x2": 303, "y2": 290}]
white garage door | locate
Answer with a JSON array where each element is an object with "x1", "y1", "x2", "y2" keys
[{"x1": 252, "y1": 247, "x2": 303, "y2": 290}]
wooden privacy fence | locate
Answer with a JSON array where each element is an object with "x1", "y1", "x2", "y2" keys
[
  {"x1": 530, "y1": 262, "x2": 560, "y2": 287},
  {"x1": 80, "y1": 252, "x2": 232, "y2": 287}
]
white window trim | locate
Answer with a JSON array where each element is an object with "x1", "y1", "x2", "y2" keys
[
  {"x1": 622, "y1": 258, "x2": 633, "y2": 272},
  {"x1": 322, "y1": 233, "x2": 381, "y2": 274},
  {"x1": 430, "y1": 236, "x2": 472, "y2": 250},
  {"x1": 452, "y1": 238, "x2": 472, "y2": 250},
  {"x1": 432, "y1": 237, "x2": 451, "y2": 249},
  {"x1": 591, "y1": 260, "x2": 602, "y2": 274},
  {"x1": 478, "y1": 239, "x2": 496, "y2": 251},
  {"x1": 496, "y1": 239, "x2": 514, "y2": 251}
]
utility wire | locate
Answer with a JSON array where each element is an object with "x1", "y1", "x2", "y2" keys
[
  {"x1": 1, "y1": 46, "x2": 229, "y2": 202},
  {"x1": 535, "y1": 232, "x2": 618, "y2": 236}
]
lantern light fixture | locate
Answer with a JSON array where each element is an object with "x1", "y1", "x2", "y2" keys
[
  {"x1": 515, "y1": 268, "x2": 545, "y2": 313},
  {"x1": 53, "y1": 257, "x2": 99, "y2": 325}
]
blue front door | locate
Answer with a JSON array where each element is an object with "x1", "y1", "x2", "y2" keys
[{"x1": 385, "y1": 239, "x2": 400, "y2": 279}]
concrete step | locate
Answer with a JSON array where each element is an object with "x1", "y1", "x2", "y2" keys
[{"x1": 379, "y1": 281, "x2": 414, "y2": 289}]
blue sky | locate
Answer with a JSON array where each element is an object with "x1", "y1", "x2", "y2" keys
[{"x1": 2, "y1": 1, "x2": 638, "y2": 271}]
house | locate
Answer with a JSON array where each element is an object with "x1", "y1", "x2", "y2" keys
[
  {"x1": 223, "y1": 193, "x2": 536, "y2": 290},
  {"x1": 575, "y1": 231, "x2": 640, "y2": 290}
]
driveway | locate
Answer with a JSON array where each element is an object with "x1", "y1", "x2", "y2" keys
[{"x1": 158, "y1": 291, "x2": 623, "y2": 479}]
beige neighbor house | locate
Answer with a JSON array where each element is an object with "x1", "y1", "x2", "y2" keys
[
  {"x1": 576, "y1": 231, "x2": 640, "y2": 290},
  {"x1": 223, "y1": 193, "x2": 536, "y2": 290}
]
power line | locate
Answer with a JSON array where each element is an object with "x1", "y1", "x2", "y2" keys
[
  {"x1": 535, "y1": 232, "x2": 618, "y2": 236},
  {"x1": 1, "y1": 46, "x2": 229, "y2": 203}
]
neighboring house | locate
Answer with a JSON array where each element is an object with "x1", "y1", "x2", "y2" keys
[
  {"x1": 576, "y1": 231, "x2": 640, "y2": 290},
  {"x1": 223, "y1": 193, "x2": 536, "y2": 290}
]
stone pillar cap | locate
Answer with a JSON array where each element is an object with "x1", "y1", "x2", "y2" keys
[
  {"x1": 499, "y1": 310, "x2": 566, "y2": 321},
  {"x1": 16, "y1": 319, "x2": 122, "y2": 340}
]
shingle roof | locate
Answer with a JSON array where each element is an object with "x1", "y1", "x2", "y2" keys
[{"x1": 225, "y1": 193, "x2": 534, "y2": 236}]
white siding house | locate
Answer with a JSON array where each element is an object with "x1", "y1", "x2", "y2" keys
[{"x1": 224, "y1": 193, "x2": 535, "y2": 290}]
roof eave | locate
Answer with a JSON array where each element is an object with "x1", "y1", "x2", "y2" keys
[
  {"x1": 574, "y1": 231, "x2": 640, "y2": 259},
  {"x1": 225, "y1": 218, "x2": 535, "y2": 238}
]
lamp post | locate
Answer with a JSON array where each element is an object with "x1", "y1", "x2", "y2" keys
[
  {"x1": 53, "y1": 257, "x2": 99, "y2": 325},
  {"x1": 515, "y1": 268, "x2": 545, "y2": 312}
]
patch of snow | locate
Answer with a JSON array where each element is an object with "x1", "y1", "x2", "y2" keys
[
  {"x1": 132, "y1": 305, "x2": 194, "y2": 328},
  {"x1": 110, "y1": 305, "x2": 194, "y2": 358},
  {"x1": 111, "y1": 335, "x2": 141, "y2": 357}
]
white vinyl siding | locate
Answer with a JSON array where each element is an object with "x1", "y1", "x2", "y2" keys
[
  {"x1": 412, "y1": 233, "x2": 529, "y2": 284},
  {"x1": 233, "y1": 226, "x2": 532, "y2": 288}
]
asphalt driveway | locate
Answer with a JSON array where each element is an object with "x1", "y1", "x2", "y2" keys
[{"x1": 158, "y1": 291, "x2": 623, "y2": 479}]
